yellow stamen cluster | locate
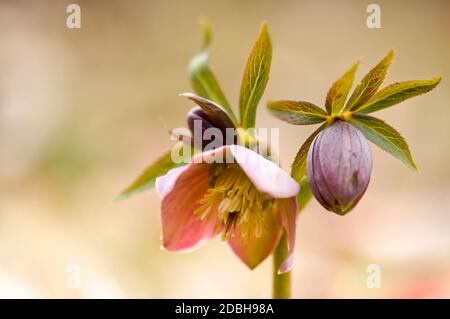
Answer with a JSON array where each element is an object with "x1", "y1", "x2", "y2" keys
[{"x1": 194, "y1": 164, "x2": 276, "y2": 241}]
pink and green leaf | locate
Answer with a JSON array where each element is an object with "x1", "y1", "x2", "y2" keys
[
  {"x1": 239, "y1": 22, "x2": 272, "y2": 129},
  {"x1": 325, "y1": 61, "x2": 359, "y2": 114},
  {"x1": 349, "y1": 114, "x2": 417, "y2": 170},
  {"x1": 291, "y1": 123, "x2": 327, "y2": 183},
  {"x1": 267, "y1": 100, "x2": 327, "y2": 125},
  {"x1": 345, "y1": 50, "x2": 395, "y2": 111},
  {"x1": 354, "y1": 77, "x2": 441, "y2": 114},
  {"x1": 115, "y1": 150, "x2": 187, "y2": 201},
  {"x1": 297, "y1": 177, "x2": 313, "y2": 214},
  {"x1": 188, "y1": 20, "x2": 237, "y2": 124}
]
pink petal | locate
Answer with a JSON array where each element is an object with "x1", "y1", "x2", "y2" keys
[
  {"x1": 227, "y1": 208, "x2": 283, "y2": 269},
  {"x1": 229, "y1": 145, "x2": 300, "y2": 198},
  {"x1": 277, "y1": 197, "x2": 298, "y2": 274},
  {"x1": 195, "y1": 145, "x2": 300, "y2": 198},
  {"x1": 155, "y1": 166, "x2": 189, "y2": 198},
  {"x1": 156, "y1": 162, "x2": 218, "y2": 251}
]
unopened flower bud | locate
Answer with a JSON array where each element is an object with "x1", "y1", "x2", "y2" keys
[
  {"x1": 306, "y1": 120, "x2": 372, "y2": 215},
  {"x1": 187, "y1": 106, "x2": 236, "y2": 150}
]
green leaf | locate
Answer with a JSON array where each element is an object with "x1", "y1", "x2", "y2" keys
[
  {"x1": 349, "y1": 114, "x2": 417, "y2": 170},
  {"x1": 325, "y1": 61, "x2": 359, "y2": 114},
  {"x1": 267, "y1": 100, "x2": 327, "y2": 125},
  {"x1": 354, "y1": 77, "x2": 441, "y2": 114},
  {"x1": 115, "y1": 150, "x2": 184, "y2": 201},
  {"x1": 188, "y1": 20, "x2": 238, "y2": 124},
  {"x1": 291, "y1": 123, "x2": 327, "y2": 182},
  {"x1": 239, "y1": 22, "x2": 272, "y2": 129},
  {"x1": 297, "y1": 177, "x2": 313, "y2": 214},
  {"x1": 345, "y1": 50, "x2": 395, "y2": 111}
]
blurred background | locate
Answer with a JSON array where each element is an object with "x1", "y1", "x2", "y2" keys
[{"x1": 0, "y1": 0, "x2": 449, "y2": 298}]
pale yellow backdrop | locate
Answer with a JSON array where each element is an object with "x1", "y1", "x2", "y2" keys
[{"x1": 0, "y1": 0, "x2": 449, "y2": 298}]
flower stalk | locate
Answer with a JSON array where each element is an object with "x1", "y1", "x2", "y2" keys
[{"x1": 272, "y1": 232, "x2": 291, "y2": 299}]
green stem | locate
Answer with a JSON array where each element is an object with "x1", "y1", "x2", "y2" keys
[{"x1": 272, "y1": 232, "x2": 291, "y2": 298}]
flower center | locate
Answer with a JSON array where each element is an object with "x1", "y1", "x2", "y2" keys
[{"x1": 194, "y1": 164, "x2": 275, "y2": 240}]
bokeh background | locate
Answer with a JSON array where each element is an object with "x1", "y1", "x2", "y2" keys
[{"x1": 0, "y1": 0, "x2": 449, "y2": 298}]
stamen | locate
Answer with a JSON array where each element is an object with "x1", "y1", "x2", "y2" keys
[{"x1": 194, "y1": 164, "x2": 275, "y2": 241}]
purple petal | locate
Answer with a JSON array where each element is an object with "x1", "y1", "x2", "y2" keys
[{"x1": 180, "y1": 93, "x2": 236, "y2": 129}]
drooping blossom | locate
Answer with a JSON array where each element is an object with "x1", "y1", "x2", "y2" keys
[{"x1": 156, "y1": 144, "x2": 299, "y2": 273}]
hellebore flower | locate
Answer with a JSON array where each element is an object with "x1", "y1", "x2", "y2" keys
[
  {"x1": 159, "y1": 93, "x2": 300, "y2": 272},
  {"x1": 306, "y1": 120, "x2": 372, "y2": 215},
  {"x1": 268, "y1": 49, "x2": 440, "y2": 215},
  {"x1": 155, "y1": 144, "x2": 299, "y2": 273},
  {"x1": 118, "y1": 22, "x2": 298, "y2": 276}
]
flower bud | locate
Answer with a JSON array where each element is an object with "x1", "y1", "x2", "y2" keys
[
  {"x1": 187, "y1": 106, "x2": 236, "y2": 150},
  {"x1": 306, "y1": 120, "x2": 372, "y2": 215}
]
